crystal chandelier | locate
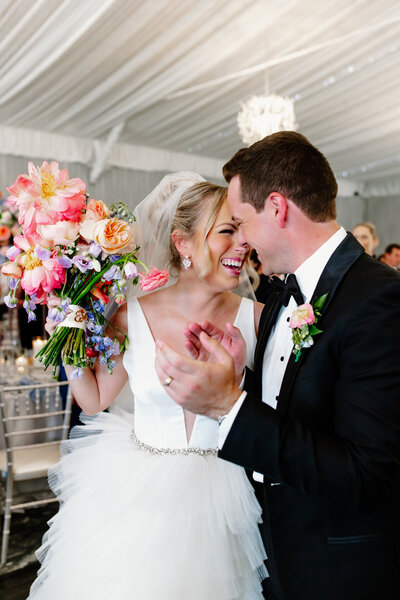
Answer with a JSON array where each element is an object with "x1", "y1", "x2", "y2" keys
[{"x1": 237, "y1": 93, "x2": 297, "y2": 145}]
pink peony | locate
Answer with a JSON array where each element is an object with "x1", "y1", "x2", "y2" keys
[
  {"x1": 20, "y1": 255, "x2": 66, "y2": 304},
  {"x1": 7, "y1": 161, "x2": 86, "y2": 235},
  {"x1": 10, "y1": 234, "x2": 65, "y2": 303},
  {"x1": 139, "y1": 267, "x2": 169, "y2": 292},
  {"x1": 289, "y1": 303, "x2": 315, "y2": 329},
  {"x1": 37, "y1": 221, "x2": 81, "y2": 246}
]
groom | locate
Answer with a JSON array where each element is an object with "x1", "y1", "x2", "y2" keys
[{"x1": 155, "y1": 132, "x2": 400, "y2": 600}]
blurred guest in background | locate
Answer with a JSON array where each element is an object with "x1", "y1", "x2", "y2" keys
[
  {"x1": 382, "y1": 243, "x2": 400, "y2": 269},
  {"x1": 352, "y1": 221, "x2": 379, "y2": 257}
]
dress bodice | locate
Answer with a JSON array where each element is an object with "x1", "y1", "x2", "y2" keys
[{"x1": 123, "y1": 296, "x2": 256, "y2": 449}]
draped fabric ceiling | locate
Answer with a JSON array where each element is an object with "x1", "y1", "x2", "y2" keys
[{"x1": 0, "y1": 0, "x2": 399, "y2": 197}]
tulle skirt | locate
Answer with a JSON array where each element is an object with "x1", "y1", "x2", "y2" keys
[{"x1": 28, "y1": 411, "x2": 267, "y2": 599}]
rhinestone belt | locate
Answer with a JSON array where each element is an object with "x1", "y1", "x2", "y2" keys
[{"x1": 131, "y1": 430, "x2": 218, "y2": 456}]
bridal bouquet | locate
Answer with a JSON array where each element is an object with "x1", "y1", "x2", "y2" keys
[{"x1": 1, "y1": 161, "x2": 168, "y2": 377}]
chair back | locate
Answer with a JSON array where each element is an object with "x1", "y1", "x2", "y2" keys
[{"x1": 0, "y1": 380, "x2": 72, "y2": 459}]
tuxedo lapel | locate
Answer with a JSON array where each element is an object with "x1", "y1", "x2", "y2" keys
[
  {"x1": 254, "y1": 298, "x2": 282, "y2": 390},
  {"x1": 276, "y1": 233, "x2": 364, "y2": 415}
]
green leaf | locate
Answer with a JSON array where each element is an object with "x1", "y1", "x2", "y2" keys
[
  {"x1": 313, "y1": 292, "x2": 329, "y2": 311},
  {"x1": 309, "y1": 325, "x2": 323, "y2": 335}
]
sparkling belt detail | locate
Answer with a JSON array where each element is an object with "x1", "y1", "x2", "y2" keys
[{"x1": 131, "y1": 431, "x2": 218, "y2": 456}]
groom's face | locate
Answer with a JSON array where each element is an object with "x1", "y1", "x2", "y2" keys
[{"x1": 227, "y1": 175, "x2": 279, "y2": 276}]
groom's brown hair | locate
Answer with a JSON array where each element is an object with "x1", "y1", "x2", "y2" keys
[{"x1": 223, "y1": 131, "x2": 337, "y2": 222}]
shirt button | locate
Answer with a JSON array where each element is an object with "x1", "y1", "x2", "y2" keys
[{"x1": 280, "y1": 356, "x2": 284, "y2": 361}]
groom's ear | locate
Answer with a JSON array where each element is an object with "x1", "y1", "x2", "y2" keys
[{"x1": 269, "y1": 193, "x2": 288, "y2": 228}]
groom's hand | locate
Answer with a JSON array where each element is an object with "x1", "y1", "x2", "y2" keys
[
  {"x1": 184, "y1": 321, "x2": 246, "y2": 385},
  {"x1": 155, "y1": 332, "x2": 242, "y2": 420}
]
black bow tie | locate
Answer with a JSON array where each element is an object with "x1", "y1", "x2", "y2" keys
[{"x1": 268, "y1": 274, "x2": 304, "y2": 307}]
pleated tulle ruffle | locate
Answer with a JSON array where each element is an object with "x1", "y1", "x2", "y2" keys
[{"x1": 28, "y1": 411, "x2": 267, "y2": 600}]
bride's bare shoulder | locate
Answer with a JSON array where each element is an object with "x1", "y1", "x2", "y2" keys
[{"x1": 138, "y1": 287, "x2": 173, "y2": 310}]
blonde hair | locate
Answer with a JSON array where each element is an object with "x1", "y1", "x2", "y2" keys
[{"x1": 169, "y1": 182, "x2": 228, "y2": 276}]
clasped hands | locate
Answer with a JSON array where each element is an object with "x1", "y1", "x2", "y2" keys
[{"x1": 155, "y1": 320, "x2": 246, "y2": 420}]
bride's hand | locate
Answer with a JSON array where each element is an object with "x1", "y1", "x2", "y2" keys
[{"x1": 184, "y1": 321, "x2": 246, "y2": 383}]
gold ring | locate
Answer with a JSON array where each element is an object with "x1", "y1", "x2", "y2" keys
[{"x1": 163, "y1": 375, "x2": 173, "y2": 387}]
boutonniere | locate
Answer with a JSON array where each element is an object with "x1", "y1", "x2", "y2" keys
[{"x1": 289, "y1": 293, "x2": 329, "y2": 362}]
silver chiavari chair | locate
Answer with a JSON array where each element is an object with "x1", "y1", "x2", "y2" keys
[{"x1": 0, "y1": 380, "x2": 72, "y2": 566}]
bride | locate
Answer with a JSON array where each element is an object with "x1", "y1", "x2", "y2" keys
[{"x1": 28, "y1": 172, "x2": 267, "y2": 599}]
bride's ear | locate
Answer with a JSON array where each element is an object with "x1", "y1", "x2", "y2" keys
[{"x1": 171, "y1": 229, "x2": 191, "y2": 259}]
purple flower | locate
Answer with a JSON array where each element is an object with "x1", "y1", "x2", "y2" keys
[
  {"x1": 27, "y1": 310, "x2": 37, "y2": 323},
  {"x1": 92, "y1": 300, "x2": 105, "y2": 314},
  {"x1": 23, "y1": 298, "x2": 37, "y2": 311},
  {"x1": 102, "y1": 264, "x2": 122, "y2": 281},
  {"x1": 71, "y1": 255, "x2": 93, "y2": 273},
  {"x1": 58, "y1": 255, "x2": 72, "y2": 268},
  {"x1": 88, "y1": 323, "x2": 103, "y2": 334},
  {"x1": 60, "y1": 298, "x2": 71, "y2": 312},
  {"x1": 89, "y1": 242, "x2": 102, "y2": 258},
  {"x1": 49, "y1": 307, "x2": 66, "y2": 324},
  {"x1": 4, "y1": 294, "x2": 17, "y2": 308},
  {"x1": 70, "y1": 368, "x2": 84, "y2": 380},
  {"x1": 109, "y1": 254, "x2": 121, "y2": 262},
  {"x1": 35, "y1": 245, "x2": 51, "y2": 262},
  {"x1": 6, "y1": 246, "x2": 21, "y2": 260},
  {"x1": 9, "y1": 277, "x2": 19, "y2": 290},
  {"x1": 111, "y1": 341, "x2": 121, "y2": 356},
  {"x1": 124, "y1": 262, "x2": 138, "y2": 279},
  {"x1": 107, "y1": 360, "x2": 117, "y2": 373}
]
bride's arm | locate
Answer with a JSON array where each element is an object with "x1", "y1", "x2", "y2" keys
[{"x1": 46, "y1": 303, "x2": 129, "y2": 415}]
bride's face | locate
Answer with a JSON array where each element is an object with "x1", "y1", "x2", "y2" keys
[{"x1": 191, "y1": 199, "x2": 249, "y2": 291}]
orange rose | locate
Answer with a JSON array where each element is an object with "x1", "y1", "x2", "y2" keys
[
  {"x1": 86, "y1": 199, "x2": 110, "y2": 222},
  {"x1": 93, "y1": 218, "x2": 133, "y2": 254}
]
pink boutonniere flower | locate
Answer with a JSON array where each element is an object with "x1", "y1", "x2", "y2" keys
[
  {"x1": 289, "y1": 293, "x2": 328, "y2": 362},
  {"x1": 139, "y1": 267, "x2": 169, "y2": 292}
]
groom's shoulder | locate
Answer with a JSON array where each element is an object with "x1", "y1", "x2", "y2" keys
[
  {"x1": 344, "y1": 252, "x2": 400, "y2": 300},
  {"x1": 351, "y1": 252, "x2": 400, "y2": 281}
]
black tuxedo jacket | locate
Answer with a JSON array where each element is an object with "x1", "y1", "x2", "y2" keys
[{"x1": 219, "y1": 233, "x2": 400, "y2": 600}]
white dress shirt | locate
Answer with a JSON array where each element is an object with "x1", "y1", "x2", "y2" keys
[{"x1": 218, "y1": 227, "x2": 347, "y2": 482}]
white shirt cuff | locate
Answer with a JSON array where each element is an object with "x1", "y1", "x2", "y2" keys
[{"x1": 217, "y1": 391, "x2": 247, "y2": 449}]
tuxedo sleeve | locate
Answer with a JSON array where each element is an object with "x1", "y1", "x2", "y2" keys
[{"x1": 219, "y1": 278, "x2": 400, "y2": 513}]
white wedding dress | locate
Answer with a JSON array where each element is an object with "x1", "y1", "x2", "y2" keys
[{"x1": 28, "y1": 296, "x2": 267, "y2": 599}]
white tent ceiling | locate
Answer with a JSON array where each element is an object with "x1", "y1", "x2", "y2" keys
[{"x1": 0, "y1": 0, "x2": 399, "y2": 196}]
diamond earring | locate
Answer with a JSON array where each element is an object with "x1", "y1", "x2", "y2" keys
[{"x1": 182, "y1": 255, "x2": 192, "y2": 270}]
